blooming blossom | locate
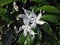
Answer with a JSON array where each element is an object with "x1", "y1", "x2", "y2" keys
[
  {"x1": 18, "y1": 24, "x2": 36, "y2": 36},
  {"x1": 18, "y1": 8, "x2": 34, "y2": 25},
  {"x1": 29, "y1": 10, "x2": 45, "y2": 28},
  {"x1": 17, "y1": 8, "x2": 45, "y2": 36}
]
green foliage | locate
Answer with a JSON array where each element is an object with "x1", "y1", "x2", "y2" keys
[
  {"x1": 36, "y1": 5, "x2": 60, "y2": 13},
  {"x1": 24, "y1": 35, "x2": 35, "y2": 45},
  {"x1": 19, "y1": 33, "x2": 35, "y2": 45},
  {"x1": 41, "y1": 24, "x2": 52, "y2": 35},
  {"x1": 40, "y1": 5, "x2": 60, "y2": 13},
  {"x1": 31, "y1": 0, "x2": 43, "y2": 3},
  {"x1": 0, "y1": 0, "x2": 14, "y2": 6},
  {"x1": 22, "y1": 0, "x2": 27, "y2": 3},
  {"x1": 58, "y1": 40, "x2": 60, "y2": 45},
  {"x1": 19, "y1": 33, "x2": 26, "y2": 45},
  {"x1": 0, "y1": 41, "x2": 2, "y2": 45},
  {"x1": 42, "y1": 14, "x2": 58, "y2": 23},
  {"x1": 0, "y1": 7, "x2": 7, "y2": 15}
]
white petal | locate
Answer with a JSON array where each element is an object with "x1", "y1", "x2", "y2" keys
[
  {"x1": 28, "y1": 29, "x2": 36, "y2": 35},
  {"x1": 37, "y1": 20, "x2": 45, "y2": 25},
  {"x1": 29, "y1": 12, "x2": 36, "y2": 18},
  {"x1": 17, "y1": 25, "x2": 25, "y2": 33},
  {"x1": 30, "y1": 22, "x2": 36, "y2": 28},
  {"x1": 28, "y1": 12, "x2": 37, "y2": 23},
  {"x1": 37, "y1": 12, "x2": 42, "y2": 20},
  {"x1": 22, "y1": 8, "x2": 31, "y2": 16},
  {"x1": 29, "y1": 12, "x2": 36, "y2": 23},
  {"x1": 29, "y1": 18, "x2": 35, "y2": 23},
  {"x1": 23, "y1": 19, "x2": 29, "y2": 25},
  {"x1": 18, "y1": 14, "x2": 25, "y2": 18},
  {"x1": 23, "y1": 29, "x2": 27, "y2": 37}
]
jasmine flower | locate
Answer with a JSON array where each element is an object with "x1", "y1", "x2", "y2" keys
[
  {"x1": 18, "y1": 24, "x2": 36, "y2": 37},
  {"x1": 30, "y1": 10, "x2": 45, "y2": 28},
  {"x1": 18, "y1": 8, "x2": 34, "y2": 25},
  {"x1": 17, "y1": 8, "x2": 45, "y2": 36}
]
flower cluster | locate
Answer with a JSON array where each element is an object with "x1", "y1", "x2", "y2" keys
[{"x1": 16, "y1": 8, "x2": 45, "y2": 37}]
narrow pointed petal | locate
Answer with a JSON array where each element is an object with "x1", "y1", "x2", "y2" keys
[
  {"x1": 30, "y1": 21, "x2": 36, "y2": 28},
  {"x1": 37, "y1": 12, "x2": 42, "y2": 20},
  {"x1": 29, "y1": 12, "x2": 36, "y2": 18},
  {"x1": 29, "y1": 12, "x2": 36, "y2": 23},
  {"x1": 28, "y1": 29, "x2": 36, "y2": 35},
  {"x1": 18, "y1": 14, "x2": 25, "y2": 18},
  {"x1": 37, "y1": 20, "x2": 45, "y2": 25},
  {"x1": 17, "y1": 25, "x2": 25, "y2": 33},
  {"x1": 23, "y1": 19, "x2": 29, "y2": 25},
  {"x1": 22, "y1": 8, "x2": 31, "y2": 16},
  {"x1": 23, "y1": 29, "x2": 27, "y2": 37}
]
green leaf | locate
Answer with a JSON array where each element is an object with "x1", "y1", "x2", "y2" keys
[
  {"x1": 0, "y1": 0, "x2": 14, "y2": 6},
  {"x1": 58, "y1": 40, "x2": 60, "y2": 45},
  {"x1": 22, "y1": 0, "x2": 27, "y2": 3},
  {"x1": 36, "y1": 5, "x2": 60, "y2": 13},
  {"x1": 0, "y1": 7, "x2": 14, "y2": 24},
  {"x1": 41, "y1": 24, "x2": 56, "y2": 42},
  {"x1": 0, "y1": 7, "x2": 7, "y2": 15},
  {"x1": 42, "y1": 14, "x2": 58, "y2": 23},
  {"x1": 24, "y1": 35, "x2": 35, "y2": 45},
  {"x1": 0, "y1": 41, "x2": 2, "y2": 45},
  {"x1": 31, "y1": 0, "x2": 43, "y2": 3},
  {"x1": 41, "y1": 24, "x2": 52, "y2": 35},
  {"x1": 2, "y1": 16, "x2": 14, "y2": 24},
  {"x1": 19, "y1": 33, "x2": 26, "y2": 45}
]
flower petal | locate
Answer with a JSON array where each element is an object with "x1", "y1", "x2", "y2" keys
[
  {"x1": 23, "y1": 19, "x2": 29, "y2": 25},
  {"x1": 18, "y1": 14, "x2": 25, "y2": 18},
  {"x1": 29, "y1": 12, "x2": 36, "y2": 18},
  {"x1": 29, "y1": 18, "x2": 35, "y2": 23},
  {"x1": 28, "y1": 29, "x2": 36, "y2": 35},
  {"x1": 22, "y1": 8, "x2": 31, "y2": 16},
  {"x1": 17, "y1": 25, "x2": 25, "y2": 33},
  {"x1": 23, "y1": 29, "x2": 27, "y2": 37},
  {"x1": 37, "y1": 12, "x2": 42, "y2": 20},
  {"x1": 37, "y1": 20, "x2": 45, "y2": 25},
  {"x1": 30, "y1": 21, "x2": 36, "y2": 28},
  {"x1": 29, "y1": 12, "x2": 36, "y2": 23}
]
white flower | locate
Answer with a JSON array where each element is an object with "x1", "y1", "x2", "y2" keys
[
  {"x1": 13, "y1": 2, "x2": 19, "y2": 11},
  {"x1": 30, "y1": 10, "x2": 45, "y2": 28},
  {"x1": 17, "y1": 8, "x2": 45, "y2": 36},
  {"x1": 18, "y1": 8, "x2": 34, "y2": 25},
  {"x1": 18, "y1": 8, "x2": 45, "y2": 28},
  {"x1": 18, "y1": 24, "x2": 36, "y2": 37}
]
